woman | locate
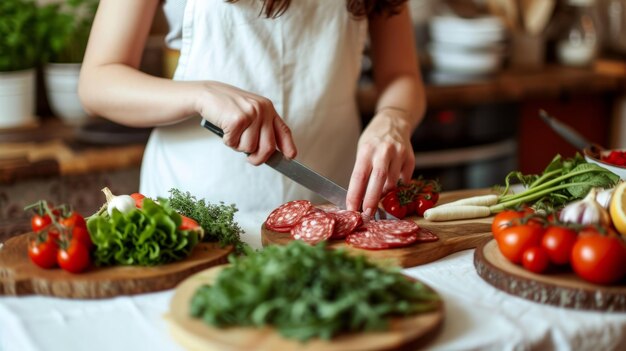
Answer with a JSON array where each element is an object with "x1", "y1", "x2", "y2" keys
[{"x1": 78, "y1": 0, "x2": 426, "y2": 216}]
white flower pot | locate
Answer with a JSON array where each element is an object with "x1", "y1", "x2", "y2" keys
[
  {"x1": 0, "y1": 69, "x2": 36, "y2": 129},
  {"x1": 44, "y1": 63, "x2": 89, "y2": 125}
]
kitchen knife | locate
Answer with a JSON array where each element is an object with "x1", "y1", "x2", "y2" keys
[
  {"x1": 200, "y1": 119, "x2": 397, "y2": 219},
  {"x1": 539, "y1": 110, "x2": 593, "y2": 150}
]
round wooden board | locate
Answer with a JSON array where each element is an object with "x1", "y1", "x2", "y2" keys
[
  {"x1": 165, "y1": 266, "x2": 444, "y2": 351},
  {"x1": 0, "y1": 233, "x2": 233, "y2": 299},
  {"x1": 474, "y1": 239, "x2": 626, "y2": 312}
]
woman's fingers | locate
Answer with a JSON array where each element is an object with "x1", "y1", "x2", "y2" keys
[
  {"x1": 247, "y1": 108, "x2": 277, "y2": 165},
  {"x1": 273, "y1": 116, "x2": 297, "y2": 159}
]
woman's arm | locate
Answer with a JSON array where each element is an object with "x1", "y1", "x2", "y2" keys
[
  {"x1": 78, "y1": 0, "x2": 296, "y2": 164},
  {"x1": 346, "y1": 4, "x2": 425, "y2": 214}
]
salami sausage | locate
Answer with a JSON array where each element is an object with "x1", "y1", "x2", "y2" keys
[
  {"x1": 367, "y1": 219, "x2": 419, "y2": 237},
  {"x1": 290, "y1": 211, "x2": 336, "y2": 244},
  {"x1": 330, "y1": 210, "x2": 362, "y2": 239},
  {"x1": 265, "y1": 200, "x2": 312, "y2": 232}
]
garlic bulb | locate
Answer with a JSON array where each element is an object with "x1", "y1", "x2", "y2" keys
[
  {"x1": 102, "y1": 187, "x2": 136, "y2": 216},
  {"x1": 560, "y1": 188, "x2": 611, "y2": 226},
  {"x1": 595, "y1": 187, "x2": 615, "y2": 209}
]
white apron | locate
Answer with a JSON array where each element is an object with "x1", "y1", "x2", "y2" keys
[{"x1": 141, "y1": 0, "x2": 367, "y2": 211}]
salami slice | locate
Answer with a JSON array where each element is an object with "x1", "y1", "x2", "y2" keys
[
  {"x1": 290, "y1": 211, "x2": 335, "y2": 244},
  {"x1": 329, "y1": 210, "x2": 362, "y2": 239},
  {"x1": 367, "y1": 219, "x2": 419, "y2": 237},
  {"x1": 415, "y1": 227, "x2": 439, "y2": 243},
  {"x1": 315, "y1": 204, "x2": 341, "y2": 213},
  {"x1": 265, "y1": 200, "x2": 312, "y2": 232},
  {"x1": 346, "y1": 230, "x2": 419, "y2": 250}
]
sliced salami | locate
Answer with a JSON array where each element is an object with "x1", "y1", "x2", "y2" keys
[
  {"x1": 265, "y1": 200, "x2": 312, "y2": 232},
  {"x1": 329, "y1": 210, "x2": 362, "y2": 239},
  {"x1": 315, "y1": 204, "x2": 341, "y2": 213},
  {"x1": 415, "y1": 227, "x2": 439, "y2": 243},
  {"x1": 367, "y1": 219, "x2": 419, "y2": 237},
  {"x1": 290, "y1": 211, "x2": 336, "y2": 244},
  {"x1": 346, "y1": 230, "x2": 419, "y2": 250}
]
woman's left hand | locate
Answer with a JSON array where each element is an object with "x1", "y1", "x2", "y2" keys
[{"x1": 346, "y1": 108, "x2": 415, "y2": 216}]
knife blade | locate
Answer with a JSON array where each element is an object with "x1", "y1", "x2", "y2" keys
[
  {"x1": 200, "y1": 119, "x2": 396, "y2": 219},
  {"x1": 539, "y1": 110, "x2": 592, "y2": 150}
]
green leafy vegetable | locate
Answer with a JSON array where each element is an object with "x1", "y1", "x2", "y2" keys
[
  {"x1": 189, "y1": 241, "x2": 440, "y2": 342},
  {"x1": 491, "y1": 154, "x2": 619, "y2": 213},
  {"x1": 0, "y1": 0, "x2": 39, "y2": 71},
  {"x1": 87, "y1": 198, "x2": 199, "y2": 266},
  {"x1": 168, "y1": 188, "x2": 247, "y2": 254}
]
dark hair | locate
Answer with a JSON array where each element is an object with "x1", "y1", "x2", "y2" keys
[{"x1": 225, "y1": 0, "x2": 407, "y2": 19}]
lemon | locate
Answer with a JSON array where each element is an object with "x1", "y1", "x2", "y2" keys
[{"x1": 610, "y1": 182, "x2": 626, "y2": 236}]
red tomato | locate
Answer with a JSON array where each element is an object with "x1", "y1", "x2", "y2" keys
[
  {"x1": 130, "y1": 193, "x2": 146, "y2": 208},
  {"x1": 180, "y1": 215, "x2": 200, "y2": 231},
  {"x1": 59, "y1": 212, "x2": 92, "y2": 249},
  {"x1": 381, "y1": 192, "x2": 407, "y2": 219},
  {"x1": 416, "y1": 194, "x2": 437, "y2": 217},
  {"x1": 57, "y1": 240, "x2": 91, "y2": 274},
  {"x1": 541, "y1": 226, "x2": 578, "y2": 265},
  {"x1": 31, "y1": 214, "x2": 52, "y2": 232},
  {"x1": 491, "y1": 209, "x2": 537, "y2": 240},
  {"x1": 522, "y1": 247, "x2": 550, "y2": 273},
  {"x1": 497, "y1": 225, "x2": 545, "y2": 264},
  {"x1": 571, "y1": 231, "x2": 626, "y2": 285},
  {"x1": 28, "y1": 238, "x2": 59, "y2": 269},
  {"x1": 59, "y1": 212, "x2": 87, "y2": 231}
]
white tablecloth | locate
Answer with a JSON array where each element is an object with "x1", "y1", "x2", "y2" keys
[{"x1": 2, "y1": 211, "x2": 625, "y2": 351}]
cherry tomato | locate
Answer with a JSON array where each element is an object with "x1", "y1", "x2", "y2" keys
[
  {"x1": 59, "y1": 212, "x2": 87, "y2": 231},
  {"x1": 31, "y1": 214, "x2": 52, "y2": 232},
  {"x1": 522, "y1": 246, "x2": 550, "y2": 273},
  {"x1": 497, "y1": 224, "x2": 545, "y2": 264},
  {"x1": 381, "y1": 191, "x2": 407, "y2": 219},
  {"x1": 541, "y1": 226, "x2": 578, "y2": 265},
  {"x1": 491, "y1": 209, "x2": 537, "y2": 240},
  {"x1": 416, "y1": 194, "x2": 437, "y2": 217},
  {"x1": 571, "y1": 230, "x2": 626, "y2": 285},
  {"x1": 57, "y1": 240, "x2": 91, "y2": 274},
  {"x1": 28, "y1": 238, "x2": 59, "y2": 269},
  {"x1": 180, "y1": 215, "x2": 200, "y2": 231},
  {"x1": 130, "y1": 193, "x2": 146, "y2": 208}
]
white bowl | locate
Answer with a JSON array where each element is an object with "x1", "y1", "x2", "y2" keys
[
  {"x1": 584, "y1": 147, "x2": 626, "y2": 180},
  {"x1": 428, "y1": 43, "x2": 504, "y2": 74},
  {"x1": 429, "y1": 16, "x2": 506, "y2": 48}
]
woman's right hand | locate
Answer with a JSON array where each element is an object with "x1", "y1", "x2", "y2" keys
[{"x1": 194, "y1": 81, "x2": 297, "y2": 165}]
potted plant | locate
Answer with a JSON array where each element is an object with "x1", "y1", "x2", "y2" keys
[
  {"x1": 40, "y1": 0, "x2": 98, "y2": 126},
  {"x1": 0, "y1": 0, "x2": 39, "y2": 129}
]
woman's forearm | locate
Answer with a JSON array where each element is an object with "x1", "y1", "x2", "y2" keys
[
  {"x1": 373, "y1": 72, "x2": 426, "y2": 133},
  {"x1": 78, "y1": 64, "x2": 201, "y2": 127}
]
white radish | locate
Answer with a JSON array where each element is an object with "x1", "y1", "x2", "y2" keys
[
  {"x1": 424, "y1": 205, "x2": 491, "y2": 222},
  {"x1": 102, "y1": 187, "x2": 136, "y2": 216},
  {"x1": 438, "y1": 194, "x2": 499, "y2": 208}
]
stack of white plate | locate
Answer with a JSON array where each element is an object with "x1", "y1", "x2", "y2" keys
[{"x1": 428, "y1": 16, "x2": 507, "y2": 78}]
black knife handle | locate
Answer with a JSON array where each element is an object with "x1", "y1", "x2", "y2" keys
[{"x1": 201, "y1": 119, "x2": 224, "y2": 138}]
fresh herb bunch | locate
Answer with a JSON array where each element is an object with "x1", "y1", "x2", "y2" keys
[
  {"x1": 37, "y1": 0, "x2": 98, "y2": 63},
  {"x1": 189, "y1": 241, "x2": 440, "y2": 342},
  {"x1": 0, "y1": 0, "x2": 39, "y2": 71},
  {"x1": 491, "y1": 153, "x2": 619, "y2": 213},
  {"x1": 168, "y1": 189, "x2": 247, "y2": 254},
  {"x1": 87, "y1": 197, "x2": 200, "y2": 266}
]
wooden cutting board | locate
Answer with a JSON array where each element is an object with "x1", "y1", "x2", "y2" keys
[
  {"x1": 165, "y1": 266, "x2": 444, "y2": 351},
  {"x1": 0, "y1": 233, "x2": 233, "y2": 299},
  {"x1": 262, "y1": 189, "x2": 496, "y2": 268},
  {"x1": 474, "y1": 239, "x2": 626, "y2": 311}
]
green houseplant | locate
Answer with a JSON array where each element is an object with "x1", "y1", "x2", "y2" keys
[
  {"x1": 40, "y1": 0, "x2": 98, "y2": 125},
  {"x1": 0, "y1": 0, "x2": 40, "y2": 129}
]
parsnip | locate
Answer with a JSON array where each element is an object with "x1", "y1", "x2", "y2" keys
[
  {"x1": 423, "y1": 205, "x2": 491, "y2": 222},
  {"x1": 438, "y1": 194, "x2": 499, "y2": 208}
]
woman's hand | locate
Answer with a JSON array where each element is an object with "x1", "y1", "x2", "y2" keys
[
  {"x1": 346, "y1": 108, "x2": 415, "y2": 215},
  {"x1": 195, "y1": 81, "x2": 297, "y2": 165}
]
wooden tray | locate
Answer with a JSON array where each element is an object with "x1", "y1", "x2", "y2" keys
[
  {"x1": 262, "y1": 189, "x2": 496, "y2": 268},
  {"x1": 474, "y1": 239, "x2": 626, "y2": 312},
  {"x1": 0, "y1": 233, "x2": 233, "y2": 299},
  {"x1": 165, "y1": 266, "x2": 444, "y2": 351}
]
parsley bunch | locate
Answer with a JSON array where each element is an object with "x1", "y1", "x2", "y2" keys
[
  {"x1": 190, "y1": 241, "x2": 440, "y2": 341},
  {"x1": 168, "y1": 189, "x2": 247, "y2": 254}
]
